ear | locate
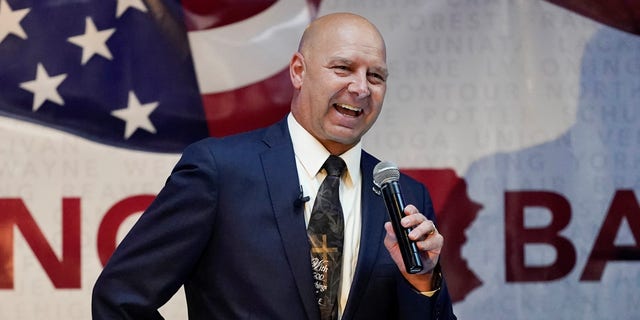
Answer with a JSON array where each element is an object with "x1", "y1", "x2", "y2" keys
[{"x1": 289, "y1": 52, "x2": 305, "y2": 89}]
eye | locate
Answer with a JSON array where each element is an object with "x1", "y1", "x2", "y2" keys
[
  {"x1": 332, "y1": 65, "x2": 350, "y2": 72},
  {"x1": 368, "y1": 72, "x2": 386, "y2": 84}
]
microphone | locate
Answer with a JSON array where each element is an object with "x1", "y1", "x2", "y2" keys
[
  {"x1": 294, "y1": 185, "x2": 310, "y2": 208},
  {"x1": 373, "y1": 161, "x2": 423, "y2": 274}
]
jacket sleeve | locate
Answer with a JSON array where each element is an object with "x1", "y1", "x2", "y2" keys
[
  {"x1": 395, "y1": 177, "x2": 457, "y2": 320},
  {"x1": 91, "y1": 140, "x2": 218, "y2": 319}
]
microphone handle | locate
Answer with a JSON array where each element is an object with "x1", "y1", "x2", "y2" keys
[{"x1": 381, "y1": 181, "x2": 423, "y2": 274}]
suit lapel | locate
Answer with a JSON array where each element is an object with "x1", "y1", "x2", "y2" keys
[
  {"x1": 261, "y1": 121, "x2": 387, "y2": 319},
  {"x1": 342, "y1": 152, "x2": 387, "y2": 318},
  {"x1": 260, "y1": 119, "x2": 320, "y2": 320}
]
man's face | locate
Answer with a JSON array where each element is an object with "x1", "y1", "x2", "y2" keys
[{"x1": 290, "y1": 19, "x2": 388, "y2": 154}]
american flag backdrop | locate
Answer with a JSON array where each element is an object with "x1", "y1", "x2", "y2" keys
[{"x1": 0, "y1": 0, "x2": 316, "y2": 153}]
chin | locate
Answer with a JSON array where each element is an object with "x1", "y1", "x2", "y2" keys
[{"x1": 330, "y1": 134, "x2": 361, "y2": 147}]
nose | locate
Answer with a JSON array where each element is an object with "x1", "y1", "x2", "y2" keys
[{"x1": 348, "y1": 72, "x2": 370, "y2": 99}]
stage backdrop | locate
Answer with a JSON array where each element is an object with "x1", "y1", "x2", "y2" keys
[{"x1": 1, "y1": 0, "x2": 638, "y2": 319}]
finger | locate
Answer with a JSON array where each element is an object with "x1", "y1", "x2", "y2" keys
[
  {"x1": 400, "y1": 211, "x2": 426, "y2": 228},
  {"x1": 427, "y1": 220, "x2": 438, "y2": 235},
  {"x1": 383, "y1": 222, "x2": 399, "y2": 252},
  {"x1": 408, "y1": 220, "x2": 437, "y2": 241},
  {"x1": 403, "y1": 204, "x2": 419, "y2": 216},
  {"x1": 415, "y1": 232, "x2": 443, "y2": 253},
  {"x1": 383, "y1": 221, "x2": 395, "y2": 238}
]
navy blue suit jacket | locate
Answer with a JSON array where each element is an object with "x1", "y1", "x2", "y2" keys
[{"x1": 92, "y1": 118, "x2": 456, "y2": 319}]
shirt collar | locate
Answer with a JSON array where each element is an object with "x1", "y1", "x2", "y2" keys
[{"x1": 287, "y1": 113, "x2": 361, "y2": 187}]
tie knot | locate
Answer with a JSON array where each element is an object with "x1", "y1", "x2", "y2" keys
[{"x1": 323, "y1": 155, "x2": 346, "y2": 177}]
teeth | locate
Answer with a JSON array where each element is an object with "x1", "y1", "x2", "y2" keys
[{"x1": 336, "y1": 103, "x2": 361, "y2": 112}]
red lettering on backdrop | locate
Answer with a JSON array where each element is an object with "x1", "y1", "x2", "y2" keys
[
  {"x1": 2, "y1": 188, "x2": 635, "y2": 291},
  {"x1": 0, "y1": 198, "x2": 80, "y2": 289},
  {"x1": 505, "y1": 191, "x2": 576, "y2": 282},
  {"x1": 97, "y1": 195, "x2": 155, "y2": 266},
  {"x1": 581, "y1": 190, "x2": 640, "y2": 280}
]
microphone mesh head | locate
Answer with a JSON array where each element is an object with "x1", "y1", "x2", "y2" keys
[{"x1": 373, "y1": 161, "x2": 400, "y2": 187}]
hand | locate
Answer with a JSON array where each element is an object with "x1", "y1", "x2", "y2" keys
[{"x1": 383, "y1": 204, "x2": 443, "y2": 291}]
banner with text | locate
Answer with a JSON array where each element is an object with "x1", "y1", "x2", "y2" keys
[{"x1": 0, "y1": 0, "x2": 637, "y2": 319}]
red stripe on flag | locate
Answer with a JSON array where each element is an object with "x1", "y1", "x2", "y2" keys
[
  {"x1": 185, "y1": 0, "x2": 323, "y2": 136},
  {"x1": 181, "y1": 0, "x2": 277, "y2": 31},
  {"x1": 201, "y1": 69, "x2": 292, "y2": 137}
]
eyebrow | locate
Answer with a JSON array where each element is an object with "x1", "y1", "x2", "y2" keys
[
  {"x1": 328, "y1": 57, "x2": 389, "y2": 78},
  {"x1": 372, "y1": 66, "x2": 389, "y2": 79}
]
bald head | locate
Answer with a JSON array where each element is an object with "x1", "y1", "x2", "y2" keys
[{"x1": 298, "y1": 13, "x2": 386, "y2": 60}]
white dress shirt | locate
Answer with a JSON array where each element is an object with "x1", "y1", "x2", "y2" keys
[{"x1": 287, "y1": 114, "x2": 363, "y2": 317}]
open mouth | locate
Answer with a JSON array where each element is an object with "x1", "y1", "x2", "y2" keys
[{"x1": 334, "y1": 103, "x2": 363, "y2": 117}]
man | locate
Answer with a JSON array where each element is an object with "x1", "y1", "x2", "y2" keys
[{"x1": 92, "y1": 12, "x2": 456, "y2": 319}]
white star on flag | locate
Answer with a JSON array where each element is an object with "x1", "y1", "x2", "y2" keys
[
  {"x1": 116, "y1": 0, "x2": 147, "y2": 18},
  {"x1": 67, "y1": 17, "x2": 115, "y2": 65},
  {"x1": 19, "y1": 63, "x2": 68, "y2": 111},
  {"x1": 111, "y1": 91, "x2": 159, "y2": 139},
  {"x1": 0, "y1": 0, "x2": 30, "y2": 44}
]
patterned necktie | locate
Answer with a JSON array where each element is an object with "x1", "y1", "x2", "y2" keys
[{"x1": 307, "y1": 155, "x2": 346, "y2": 320}]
